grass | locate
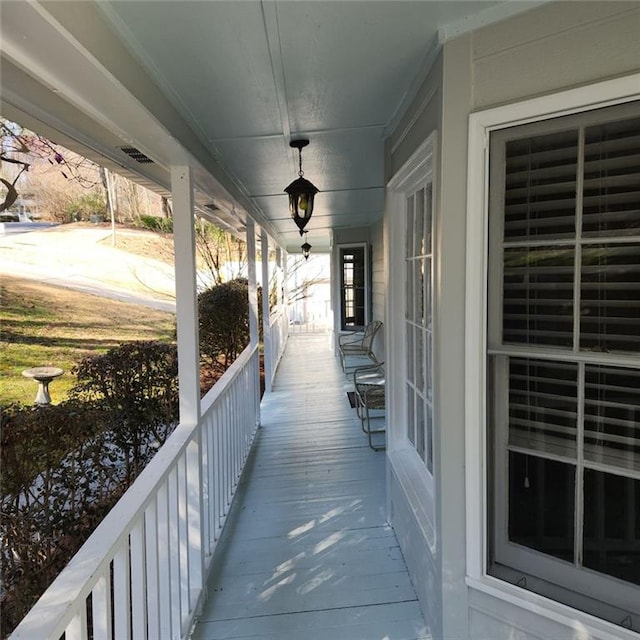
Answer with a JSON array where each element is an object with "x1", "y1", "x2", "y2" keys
[{"x1": 1, "y1": 276, "x2": 176, "y2": 405}]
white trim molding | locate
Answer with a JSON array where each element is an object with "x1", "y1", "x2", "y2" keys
[
  {"x1": 464, "y1": 73, "x2": 640, "y2": 636},
  {"x1": 386, "y1": 132, "x2": 438, "y2": 552}
]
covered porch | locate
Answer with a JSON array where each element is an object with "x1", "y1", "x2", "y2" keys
[{"x1": 3, "y1": 2, "x2": 639, "y2": 639}]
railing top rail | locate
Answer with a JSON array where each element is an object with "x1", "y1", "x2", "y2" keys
[{"x1": 201, "y1": 343, "x2": 259, "y2": 414}]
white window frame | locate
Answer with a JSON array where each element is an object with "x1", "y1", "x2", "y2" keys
[
  {"x1": 464, "y1": 74, "x2": 640, "y2": 639},
  {"x1": 387, "y1": 133, "x2": 437, "y2": 550}
]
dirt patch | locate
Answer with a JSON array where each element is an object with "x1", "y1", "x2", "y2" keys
[{"x1": 97, "y1": 228, "x2": 175, "y2": 266}]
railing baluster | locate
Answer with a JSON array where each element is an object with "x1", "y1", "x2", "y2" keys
[
  {"x1": 130, "y1": 519, "x2": 147, "y2": 640},
  {"x1": 224, "y1": 395, "x2": 231, "y2": 508},
  {"x1": 206, "y1": 412, "x2": 215, "y2": 547},
  {"x1": 168, "y1": 468, "x2": 182, "y2": 640},
  {"x1": 201, "y1": 418, "x2": 211, "y2": 554},
  {"x1": 233, "y1": 385, "x2": 239, "y2": 483},
  {"x1": 144, "y1": 500, "x2": 160, "y2": 639},
  {"x1": 92, "y1": 571, "x2": 112, "y2": 640},
  {"x1": 65, "y1": 602, "x2": 87, "y2": 640},
  {"x1": 216, "y1": 404, "x2": 223, "y2": 530},
  {"x1": 156, "y1": 482, "x2": 172, "y2": 638},
  {"x1": 113, "y1": 543, "x2": 131, "y2": 640},
  {"x1": 187, "y1": 437, "x2": 203, "y2": 610},
  {"x1": 177, "y1": 454, "x2": 189, "y2": 629}
]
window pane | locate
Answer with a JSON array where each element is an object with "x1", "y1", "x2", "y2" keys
[
  {"x1": 508, "y1": 358, "x2": 578, "y2": 458},
  {"x1": 503, "y1": 247, "x2": 574, "y2": 347},
  {"x1": 416, "y1": 326, "x2": 424, "y2": 392},
  {"x1": 580, "y1": 243, "x2": 640, "y2": 353},
  {"x1": 416, "y1": 397, "x2": 425, "y2": 460},
  {"x1": 406, "y1": 259, "x2": 414, "y2": 321},
  {"x1": 504, "y1": 130, "x2": 578, "y2": 241},
  {"x1": 509, "y1": 452, "x2": 575, "y2": 563},
  {"x1": 407, "y1": 384, "x2": 415, "y2": 446},
  {"x1": 584, "y1": 365, "x2": 640, "y2": 472},
  {"x1": 406, "y1": 194, "x2": 415, "y2": 257},
  {"x1": 424, "y1": 257, "x2": 432, "y2": 329},
  {"x1": 424, "y1": 184, "x2": 433, "y2": 255},
  {"x1": 416, "y1": 258, "x2": 424, "y2": 324},
  {"x1": 406, "y1": 323, "x2": 414, "y2": 384},
  {"x1": 583, "y1": 469, "x2": 640, "y2": 586},
  {"x1": 582, "y1": 116, "x2": 640, "y2": 238},
  {"x1": 425, "y1": 330, "x2": 432, "y2": 401},
  {"x1": 415, "y1": 188, "x2": 425, "y2": 257},
  {"x1": 426, "y1": 402, "x2": 433, "y2": 473}
]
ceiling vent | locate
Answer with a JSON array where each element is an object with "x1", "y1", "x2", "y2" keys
[{"x1": 119, "y1": 146, "x2": 154, "y2": 164}]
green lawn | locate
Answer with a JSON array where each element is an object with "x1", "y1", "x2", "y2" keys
[{"x1": 1, "y1": 276, "x2": 176, "y2": 405}]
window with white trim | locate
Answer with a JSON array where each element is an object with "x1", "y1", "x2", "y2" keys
[
  {"x1": 487, "y1": 103, "x2": 640, "y2": 630},
  {"x1": 405, "y1": 180, "x2": 434, "y2": 470}
]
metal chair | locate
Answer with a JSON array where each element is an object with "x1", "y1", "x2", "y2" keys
[
  {"x1": 353, "y1": 362, "x2": 385, "y2": 451},
  {"x1": 338, "y1": 320, "x2": 382, "y2": 372}
]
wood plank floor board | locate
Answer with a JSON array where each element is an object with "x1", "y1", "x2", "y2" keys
[
  {"x1": 194, "y1": 601, "x2": 430, "y2": 640},
  {"x1": 192, "y1": 334, "x2": 425, "y2": 639},
  {"x1": 211, "y1": 525, "x2": 400, "y2": 563}
]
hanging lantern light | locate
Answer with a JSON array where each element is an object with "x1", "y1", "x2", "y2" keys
[
  {"x1": 285, "y1": 139, "x2": 318, "y2": 236},
  {"x1": 301, "y1": 241, "x2": 312, "y2": 260}
]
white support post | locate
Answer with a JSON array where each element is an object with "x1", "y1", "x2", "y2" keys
[
  {"x1": 171, "y1": 166, "x2": 200, "y2": 426},
  {"x1": 246, "y1": 220, "x2": 259, "y2": 348},
  {"x1": 261, "y1": 230, "x2": 272, "y2": 392}
]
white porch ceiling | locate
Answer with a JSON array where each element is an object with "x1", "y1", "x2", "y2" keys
[{"x1": 0, "y1": 1, "x2": 542, "y2": 252}]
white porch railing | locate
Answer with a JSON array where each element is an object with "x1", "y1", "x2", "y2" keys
[
  {"x1": 267, "y1": 306, "x2": 288, "y2": 384},
  {"x1": 10, "y1": 345, "x2": 261, "y2": 640}
]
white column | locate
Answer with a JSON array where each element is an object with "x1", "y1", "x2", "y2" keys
[
  {"x1": 171, "y1": 167, "x2": 204, "y2": 613},
  {"x1": 171, "y1": 166, "x2": 200, "y2": 425},
  {"x1": 261, "y1": 230, "x2": 272, "y2": 392},
  {"x1": 246, "y1": 220, "x2": 259, "y2": 347}
]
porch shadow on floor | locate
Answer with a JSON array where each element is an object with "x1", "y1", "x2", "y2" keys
[{"x1": 191, "y1": 333, "x2": 429, "y2": 640}]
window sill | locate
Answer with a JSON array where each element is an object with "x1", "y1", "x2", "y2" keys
[{"x1": 466, "y1": 575, "x2": 640, "y2": 640}]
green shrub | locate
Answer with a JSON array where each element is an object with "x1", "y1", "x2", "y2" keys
[
  {"x1": 198, "y1": 278, "x2": 252, "y2": 371},
  {"x1": 0, "y1": 401, "x2": 121, "y2": 637},
  {"x1": 71, "y1": 341, "x2": 179, "y2": 481},
  {"x1": 63, "y1": 192, "x2": 106, "y2": 222},
  {"x1": 137, "y1": 214, "x2": 173, "y2": 233},
  {"x1": 1, "y1": 341, "x2": 180, "y2": 636}
]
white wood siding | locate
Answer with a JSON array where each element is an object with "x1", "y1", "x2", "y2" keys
[
  {"x1": 472, "y1": 2, "x2": 640, "y2": 111},
  {"x1": 384, "y1": 2, "x2": 640, "y2": 639}
]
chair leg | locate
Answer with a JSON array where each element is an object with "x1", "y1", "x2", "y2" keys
[{"x1": 364, "y1": 404, "x2": 385, "y2": 451}]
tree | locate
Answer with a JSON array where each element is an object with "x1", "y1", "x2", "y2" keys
[
  {"x1": 195, "y1": 217, "x2": 247, "y2": 288},
  {"x1": 0, "y1": 119, "x2": 101, "y2": 214},
  {"x1": 286, "y1": 253, "x2": 329, "y2": 303}
]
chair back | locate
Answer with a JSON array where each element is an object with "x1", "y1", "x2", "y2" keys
[{"x1": 362, "y1": 320, "x2": 382, "y2": 350}]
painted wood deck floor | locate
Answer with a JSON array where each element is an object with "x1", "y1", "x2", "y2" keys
[{"x1": 192, "y1": 333, "x2": 429, "y2": 640}]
